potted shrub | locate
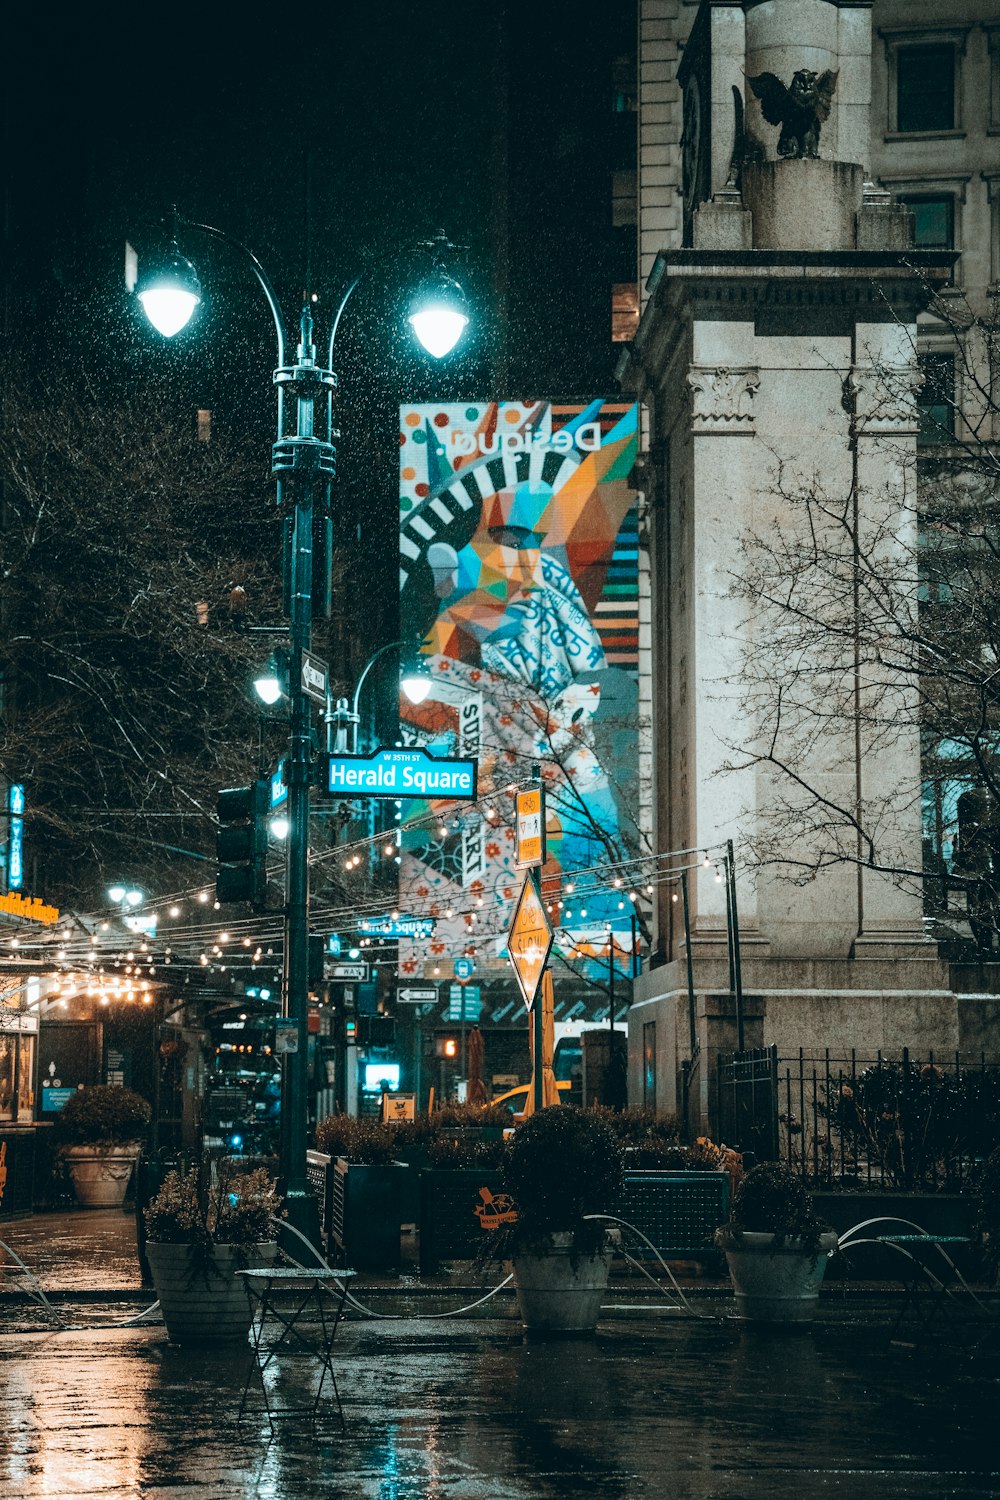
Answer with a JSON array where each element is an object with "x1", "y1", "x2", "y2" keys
[
  {"x1": 55, "y1": 1084, "x2": 151, "y2": 1208},
  {"x1": 497, "y1": 1106, "x2": 624, "y2": 1333},
  {"x1": 714, "y1": 1162, "x2": 838, "y2": 1324},
  {"x1": 143, "y1": 1164, "x2": 278, "y2": 1344}
]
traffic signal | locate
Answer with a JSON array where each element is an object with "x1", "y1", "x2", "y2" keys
[
  {"x1": 435, "y1": 1034, "x2": 459, "y2": 1060},
  {"x1": 216, "y1": 781, "x2": 268, "y2": 907}
]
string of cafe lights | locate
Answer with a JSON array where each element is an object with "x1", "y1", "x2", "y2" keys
[{"x1": 3, "y1": 752, "x2": 735, "y2": 994}]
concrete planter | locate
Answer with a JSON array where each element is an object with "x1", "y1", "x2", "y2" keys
[
  {"x1": 63, "y1": 1143, "x2": 141, "y2": 1208},
  {"x1": 146, "y1": 1240, "x2": 277, "y2": 1344},
  {"x1": 512, "y1": 1231, "x2": 613, "y2": 1333},
  {"x1": 721, "y1": 1230, "x2": 839, "y2": 1324}
]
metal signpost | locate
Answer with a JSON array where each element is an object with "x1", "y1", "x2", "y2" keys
[
  {"x1": 507, "y1": 875, "x2": 553, "y2": 1114},
  {"x1": 325, "y1": 746, "x2": 477, "y2": 801},
  {"x1": 508, "y1": 774, "x2": 550, "y2": 1111}
]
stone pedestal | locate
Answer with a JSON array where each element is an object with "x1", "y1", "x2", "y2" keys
[{"x1": 742, "y1": 160, "x2": 863, "y2": 251}]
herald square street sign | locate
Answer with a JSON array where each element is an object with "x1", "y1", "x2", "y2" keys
[
  {"x1": 357, "y1": 913, "x2": 436, "y2": 940},
  {"x1": 325, "y1": 745, "x2": 477, "y2": 801},
  {"x1": 507, "y1": 874, "x2": 554, "y2": 1012}
]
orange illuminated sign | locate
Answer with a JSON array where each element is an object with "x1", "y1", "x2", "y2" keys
[
  {"x1": 515, "y1": 787, "x2": 544, "y2": 869},
  {"x1": 0, "y1": 892, "x2": 60, "y2": 925}
]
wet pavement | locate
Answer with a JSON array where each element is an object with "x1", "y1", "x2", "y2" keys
[{"x1": 1, "y1": 1211, "x2": 999, "y2": 1497}]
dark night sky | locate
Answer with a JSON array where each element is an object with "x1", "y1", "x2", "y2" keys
[{"x1": 5, "y1": 0, "x2": 634, "y2": 660}]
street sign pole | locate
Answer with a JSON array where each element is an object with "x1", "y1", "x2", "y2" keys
[{"x1": 530, "y1": 768, "x2": 546, "y2": 1115}]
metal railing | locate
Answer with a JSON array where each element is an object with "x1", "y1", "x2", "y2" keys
[{"x1": 717, "y1": 1046, "x2": 1000, "y2": 1190}]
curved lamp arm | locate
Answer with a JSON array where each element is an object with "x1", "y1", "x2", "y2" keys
[
  {"x1": 177, "y1": 213, "x2": 288, "y2": 368},
  {"x1": 351, "y1": 637, "x2": 413, "y2": 716}
]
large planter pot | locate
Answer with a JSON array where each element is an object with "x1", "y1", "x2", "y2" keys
[
  {"x1": 146, "y1": 1240, "x2": 277, "y2": 1344},
  {"x1": 419, "y1": 1167, "x2": 504, "y2": 1276},
  {"x1": 63, "y1": 1143, "x2": 142, "y2": 1208},
  {"x1": 512, "y1": 1231, "x2": 613, "y2": 1333},
  {"x1": 331, "y1": 1159, "x2": 406, "y2": 1270},
  {"x1": 722, "y1": 1230, "x2": 839, "y2": 1324}
]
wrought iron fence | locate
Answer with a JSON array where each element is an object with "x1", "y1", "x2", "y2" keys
[
  {"x1": 716, "y1": 1047, "x2": 1000, "y2": 1190},
  {"x1": 777, "y1": 1049, "x2": 1000, "y2": 1190}
]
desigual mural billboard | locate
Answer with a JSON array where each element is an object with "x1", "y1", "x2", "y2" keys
[{"x1": 397, "y1": 399, "x2": 641, "y2": 986}]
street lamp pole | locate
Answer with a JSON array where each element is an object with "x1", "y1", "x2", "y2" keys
[{"x1": 135, "y1": 213, "x2": 467, "y2": 1250}]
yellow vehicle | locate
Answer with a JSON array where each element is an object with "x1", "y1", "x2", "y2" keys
[{"x1": 489, "y1": 1078, "x2": 572, "y2": 1120}]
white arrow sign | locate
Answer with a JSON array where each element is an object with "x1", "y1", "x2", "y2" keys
[
  {"x1": 397, "y1": 985, "x2": 438, "y2": 1004},
  {"x1": 328, "y1": 961, "x2": 369, "y2": 982}
]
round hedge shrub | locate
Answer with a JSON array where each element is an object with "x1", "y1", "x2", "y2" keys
[
  {"x1": 55, "y1": 1085, "x2": 151, "y2": 1146},
  {"x1": 502, "y1": 1106, "x2": 624, "y2": 1242},
  {"x1": 722, "y1": 1162, "x2": 825, "y2": 1255}
]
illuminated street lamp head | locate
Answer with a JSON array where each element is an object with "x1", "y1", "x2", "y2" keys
[
  {"x1": 136, "y1": 242, "x2": 202, "y2": 337},
  {"x1": 253, "y1": 654, "x2": 285, "y2": 707},
  {"x1": 107, "y1": 885, "x2": 127, "y2": 904},
  {"x1": 408, "y1": 232, "x2": 468, "y2": 359},
  {"x1": 400, "y1": 652, "x2": 432, "y2": 706}
]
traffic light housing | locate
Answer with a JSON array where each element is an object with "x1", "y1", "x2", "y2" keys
[
  {"x1": 216, "y1": 781, "x2": 268, "y2": 907},
  {"x1": 435, "y1": 1034, "x2": 459, "y2": 1060}
]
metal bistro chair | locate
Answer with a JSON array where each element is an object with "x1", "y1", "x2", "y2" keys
[{"x1": 237, "y1": 1267, "x2": 357, "y2": 1431}]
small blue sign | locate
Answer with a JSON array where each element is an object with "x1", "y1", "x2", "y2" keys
[
  {"x1": 453, "y1": 956, "x2": 475, "y2": 982},
  {"x1": 41, "y1": 1086, "x2": 76, "y2": 1113},
  {"x1": 326, "y1": 933, "x2": 342, "y2": 957},
  {"x1": 325, "y1": 746, "x2": 477, "y2": 802},
  {"x1": 8, "y1": 784, "x2": 24, "y2": 891},
  {"x1": 448, "y1": 983, "x2": 481, "y2": 1022},
  {"x1": 270, "y1": 760, "x2": 288, "y2": 809}
]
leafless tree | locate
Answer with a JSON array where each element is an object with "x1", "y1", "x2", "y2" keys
[
  {"x1": 0, "y1": 359, "x2": 288, "y2": 903},
  {"x1": 724, "y1": 284, "x2": 1000, "y2": 945}
]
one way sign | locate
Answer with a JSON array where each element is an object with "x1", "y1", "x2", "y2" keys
[{"x1": 396, "y1": 984, "x2": 438, "y2": 1004}]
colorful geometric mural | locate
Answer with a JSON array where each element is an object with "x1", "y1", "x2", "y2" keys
[{"x1": 397, "y1": 400, "x2": 641, "y2": 983}]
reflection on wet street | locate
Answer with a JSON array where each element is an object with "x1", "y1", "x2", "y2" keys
[{"x1": 1, "y1": 1313, "x2": 997, "y2": 1498}]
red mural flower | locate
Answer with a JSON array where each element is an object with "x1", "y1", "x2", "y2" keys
[
  {"x1": 485, "y1": 841, "x2": 501, "y2": 858},
  {"x1": 430, "y1": 942, "x2": 446, "y2": 955},
  {"x1": 401, "y1": 960, "x2": 417, "y2": 975},
  {"x1": 417, "y1": 886, "x2": 430, "y2": 899}
]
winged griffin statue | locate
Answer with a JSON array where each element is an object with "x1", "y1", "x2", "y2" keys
[{"x1": 748, "y1": 68, "x2": 838, "y2": 160}]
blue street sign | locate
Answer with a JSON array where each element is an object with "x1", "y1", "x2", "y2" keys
[
  {"x1": 453, "y1": 955, "x2": 475, "y2": 981},
  {"x1": 357, "y1": 914, "x2": 436, "y2": 940},
  {"x1": 270, "y1": 759, "x2": 288, "y2": 809},
  {"x1": 8, "y1": 784, "x2": 24, "y2": 891},
  {"x1": 325, "y1": 746, "x2": 477, "y2": 802},
  {"x1": 448, "y1": 983, "x2": 481, "y2": 1022},
  {"x1": 326, "y1": 933, "x2": 342, "y2": 957}
]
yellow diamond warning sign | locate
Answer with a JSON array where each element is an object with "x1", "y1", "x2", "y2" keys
[{"x1": 507, "y1": 875, "x2": 554, "y2": 1011}]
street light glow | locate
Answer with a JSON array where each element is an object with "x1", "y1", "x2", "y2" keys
[
  {"x1": 408, "y1": 305, "x2": 467, "y2": 359},
  {"x1": 136, "y1": 241, "x2": 202, "y2": 337},
  {"x1": 107, "y1": 885, "x2": 127, "y2": 903},
  {"x1": 401, "y1": 662, "x2": 432, "y2": 704},
  {"x1": 254, "y1": 671, "x2": 284, "y2": 706},
  {"x1": 138, "y1": 286, "x2": 200, "y2": 337}
]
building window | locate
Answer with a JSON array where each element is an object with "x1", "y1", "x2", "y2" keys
[
  {"x1": 897, "y1": 45, "x2": 955, "y2": 133},
  {"x1": 881, "y1": 28, "x2": 969, "y2": 137},
  {"x1": 917, "y1": 352, "x2": 956, "y2": 446},
  {"x1": 612, "y1": 283, "x2": 639, "y2": 343},
  {"x1": 898, "y1": 195, "x2": 954, "y2": 252}
]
